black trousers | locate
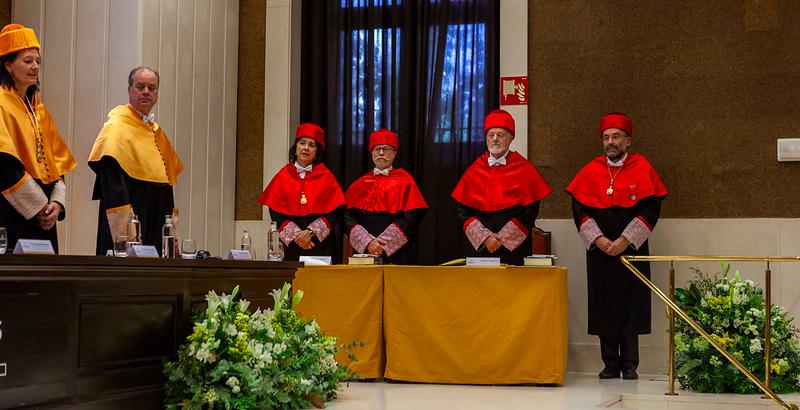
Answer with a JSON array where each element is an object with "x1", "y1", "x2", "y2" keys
[{"x1": 599, "y1": 335, "x2": 639, "y2": 370}]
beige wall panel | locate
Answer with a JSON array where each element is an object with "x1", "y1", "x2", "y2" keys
[
  {"x1": 69, "y1": 0, "x2": 111, "y2": 255},
  {"x1": 107, "y1": 0, "x2": 138, "y2": 109},
  {"x1": 221, "y1": 0, "x2": 239, "y2": 251},
  {"x1": 152, "y1": 0, "x2": 177, "y2": 138},
  {"x1": 188, "y1": 0, "x2": 210, "y2": 247},
  {"x1": 39, "y1": 1, "x2": 75, "y2": 248},
  {"x1": 171, "y1": 0, "x2": 194, "y2": 234},
  {"x1": 202, "y1": 0, "x2": 228, "y2": 252},
  {"x1": 140, "y1": 0, "x2": 160, "y2": 66}
]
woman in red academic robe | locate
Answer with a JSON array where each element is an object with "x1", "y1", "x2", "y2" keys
[{"x1": 258, "y1": 123, "x2": 345, "y2": 262}]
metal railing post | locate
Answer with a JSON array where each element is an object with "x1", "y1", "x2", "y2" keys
[
  {"x1": 667, "y1": 261, "x2": 677, "y2": 396},
  {"x1": 763, "y1": 262, "x2": 772, "y2": 399}
]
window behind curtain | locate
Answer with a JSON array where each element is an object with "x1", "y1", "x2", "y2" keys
[{"x1": 301, "y1": 0, "x2": 499, "y2": 264}]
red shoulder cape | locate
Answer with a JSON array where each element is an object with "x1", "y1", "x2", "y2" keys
[
  {"x1": 566, "y1": 153, "x2": 668, "y2": 209},
  {"x1": 257, "y1": 163, "x2": 345, "y2": 216},
  {"x1": 345, "y1": 168, "x2": 428, "y2": 213},
  {"x1": 451, "y1": 151, "x2": 552, "y2": 212}
]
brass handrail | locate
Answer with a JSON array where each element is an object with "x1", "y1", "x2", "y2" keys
[{"x1": 620, "y1": 255, "x2": 800, "y2": 410}]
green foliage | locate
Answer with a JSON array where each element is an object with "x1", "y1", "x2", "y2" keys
[
  {"x1": 674, "y1": 262, "x2": 800, "y2": 393},
  {"x1": 164, "y1": 284, "x2": 358, "y2": 409}
]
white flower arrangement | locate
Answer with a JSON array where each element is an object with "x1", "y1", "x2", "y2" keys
[
  {"x1": 674, "y1": 263, "x2": 800, "y2": 393},
  {"x1": 164, "y1": 283, "x2": 357, "y2": 409}
]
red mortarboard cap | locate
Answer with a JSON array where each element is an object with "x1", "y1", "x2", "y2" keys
[
  {"x1": 599, "y1": 112, "x2": 633, "y2": 136},
  {"x1": 295, "y1": 122, "x2": 325, "y2": 149},
  {"x1": 368, "y1": 129, "x2": 399, "y2": 152},
  {"x1": 483, "y1": 109, "x2": 515, "y2": 136}
]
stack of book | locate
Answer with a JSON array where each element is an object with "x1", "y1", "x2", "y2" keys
[
  {"x1": 524, "y1": 254, "x2": 557, "y2": 266},
  {"x1": 348, "y1": 254, "x2": 383, "y2": 265}
]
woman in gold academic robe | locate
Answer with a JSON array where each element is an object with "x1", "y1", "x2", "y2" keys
[{"x1": 0, "y1": 24, "x2": 76, "y2": 253}]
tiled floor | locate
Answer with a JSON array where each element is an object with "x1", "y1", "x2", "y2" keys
[{"x1": 324, "y1": 373, "x2": 800, "y2": 409}]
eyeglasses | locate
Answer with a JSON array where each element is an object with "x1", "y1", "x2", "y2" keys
[{"x1": 373, "y1": 146, "x2": 395, "y2": 153}]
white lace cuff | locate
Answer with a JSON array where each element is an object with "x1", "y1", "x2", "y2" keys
[
  {"x1": 308, "y1": 218, "x2": 331, "y2": 242},
  {"x1": 377, "y1": 223, "x2": 408, "y2": 256},
  {"x1": 50, "y1": 180, "x2": 66, "y2": 209},
  {"x1": 349, "y1": 225, "x2": 375, "y2": 254},
  {"x1": 579, "y1": 218, "x2": 603, "y2": 250},
  {"x1": 279, "y1": 221, "x2": 303, "y2": 246},
  {"x1": 621, "y1": 216, "x2": 651, "y2": 250},
  {"x1": 465, "y1": 218, "x2": 493, "y2": 251},
  {"x1": 2, "y1": 174, "x2": 48, "y2": 220},
  {"x1": 497, "y1": 219, "x2": 527, "y2": 252}
]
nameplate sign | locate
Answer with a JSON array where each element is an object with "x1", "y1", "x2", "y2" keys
[
  {"x1": 299, "y1": 256, "x2": 332, "y2": 265},
  {"x1": 466, "y1": 257, "x2": 501, "y2": 266},
  {"x1": 227, "y1": 249, "x2": 252, "y2": 260},
  {"x1": 129, "y1": 245, "x2": 159, "y2": 258},
  {"x1": 13, "y1": 239, "x2": 54, "y2": 255}
]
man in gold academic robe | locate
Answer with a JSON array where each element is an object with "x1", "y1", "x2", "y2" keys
[{"x1": 88, "y1": 66, "x2": 183, "y2": 255}]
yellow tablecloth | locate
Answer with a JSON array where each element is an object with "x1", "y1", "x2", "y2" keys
[
  {"x1": 293, "y1": 265, "x2": 384, "y2": 378},
  {"x1": 383, "y1": 265, "x2": 568, "y2": 384},
  {"x1": 293, "y1": 265, "x2": 568, "y2": 384}
]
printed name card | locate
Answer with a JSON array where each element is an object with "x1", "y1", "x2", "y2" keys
[
  {"x1": 227, "y1": 249, "x2": 252, "y2": 260},
  {"x1": 299, "y1": 256, "x2": 332, "y2": 265},
  {"x1": 466, "y1": 257, "x2": 501, "y2": 266},
  {"x1": 129, "y1": 245, "x2": 159, "y2": 258},
  {"x1": 13, "y1": 239, "x2": 55, "y2": 255}
]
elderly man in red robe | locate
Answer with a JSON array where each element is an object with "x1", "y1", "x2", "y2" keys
[
  {"x1": 566, "y1": 112, "x2": 668, "y2": 380},
  {"x1": 344, "y1": 129, "x2": 428, "y2": 264},
  {"x1": 451, "y1": 109, "x2": 552, "y2": 265}
]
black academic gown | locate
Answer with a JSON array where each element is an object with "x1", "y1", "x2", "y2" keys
[
  {"x1": 91, "y1": 156, "x2": 175, "y2": 256},
  {"x1": 456, "y1": 202, "x2": 540, "y2": 266},
  {"x1": 269, "y1": 207, "x2": 343, "y2": 264},
  {"x1": 343, "y1": 208, "x2": 426, "y2": 265},
  {"x1": 571, "y1": 195, "x2": 663, "y2": 335},
  {"x1": 0, "y1": 153, "x2": 62, "y2": 253}
]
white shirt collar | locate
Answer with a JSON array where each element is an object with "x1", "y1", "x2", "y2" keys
[
  {"x1": 488, "y1": 151, "x2": 509, "y2": 167},
  {"x1": 607, "y1": 152, "x2": 628, "y2": 167},
  {"x1": 294, "y1": 161, "x2": 312, "y2": 179},
  {"x1": 373, "y1": 166, "x2": 393, "y2": 176},
  {"x1": 131, "y1": 105, "x2": 155, "y2": 125}
]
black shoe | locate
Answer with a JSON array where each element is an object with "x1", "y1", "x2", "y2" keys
[
  {"x1": 598, "y1": 367, "x2": 620, "y2": 379},
  {"x1": 622, "y1": 368, "x2": 638, "y2": 380}
]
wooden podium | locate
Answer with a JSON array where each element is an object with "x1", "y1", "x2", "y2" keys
[{"x1": 0, "y1": 255, "x2": 300, "y2": 409}]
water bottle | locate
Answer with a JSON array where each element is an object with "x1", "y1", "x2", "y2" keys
[
  {"x1": 241, "y1": 228, "x2": 254, "y2": 259},
  {"x1": 267, "y1": 221, "x2": 284, "y2": 261},
  {"x1": 128, "y1": 214, "x2": 142, "y2": 245},
  {"x1": 161, "y1": 215, "x2": 177, "y2": 258}
]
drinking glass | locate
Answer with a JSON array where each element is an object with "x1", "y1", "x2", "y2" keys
[
  {"x1": 0, "y1": 227, "x2": 6, "y2": 255},
  {"x1": 181, "y1": 239, "x2": 197, "y2": 259},
  {"x1": 114, "y1": 235, "x2": 129, "y2": 257}
]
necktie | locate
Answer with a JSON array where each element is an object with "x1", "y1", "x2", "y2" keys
[{"x1": 373, "y1": 167, "x2": 390, "y2": 176}]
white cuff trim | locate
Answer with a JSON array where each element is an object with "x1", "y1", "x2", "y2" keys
[
  {"x1": 50, "y1": 180, "x2": 66, "y2": 209},
  {"x1": 621, "y1": 217, "x2": 651, "y2": 250},
  {"x1": 579, "y1": 218, "x2": 603, "y2": 250},
  {"x1": 3, "y1": 174, "x2": 48, "y2": 220}
]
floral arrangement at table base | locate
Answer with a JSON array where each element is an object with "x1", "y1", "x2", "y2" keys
[
  {"x1": 164, "y1": 283, "x2": 355, "y2": 409},
  {"x1": 674, "y1": 262, "x2": 800, "y2": 393}
]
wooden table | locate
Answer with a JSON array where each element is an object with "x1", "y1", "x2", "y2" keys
[{"x1": 0, "y1": 255, "x2": 300, "y2": 409}]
